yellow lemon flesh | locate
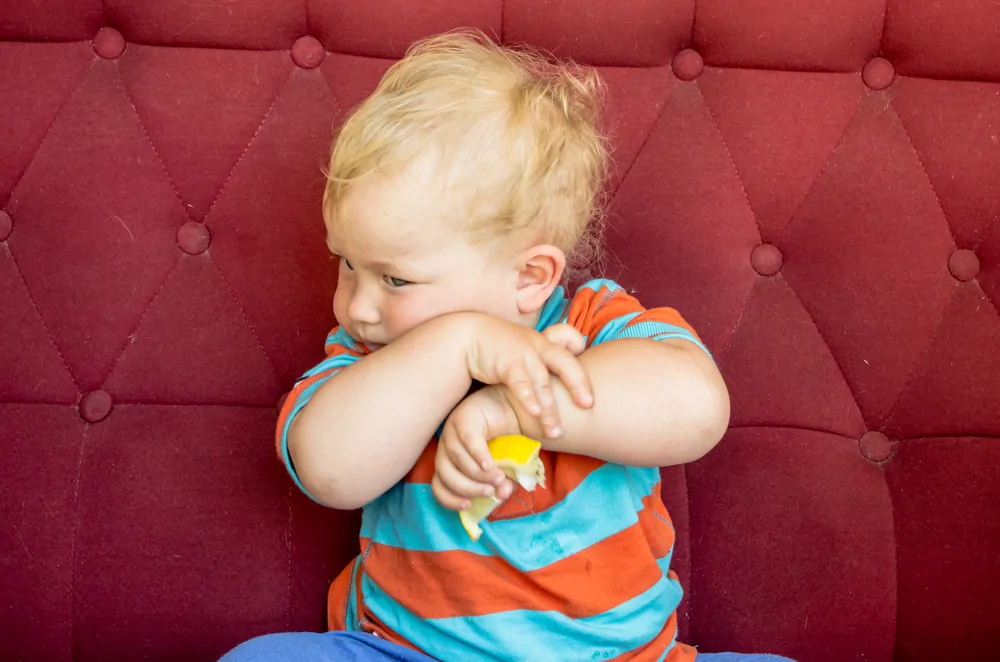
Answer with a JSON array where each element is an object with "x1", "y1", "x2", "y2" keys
[{"x1": 458, "y1": 435, "x2": 546, "y2": 541}]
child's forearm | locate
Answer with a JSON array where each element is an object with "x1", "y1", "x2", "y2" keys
[
  {"x1": 507, "y1": 338, "x2": 730, "y2": 467},
  {"x1": 288, "y1": 314, "x2": 475, "y2": 509}
]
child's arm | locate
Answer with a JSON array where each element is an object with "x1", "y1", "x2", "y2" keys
[
  {"x1": 431, "y1": 334, "x2": 727, "y2": 510},
  {"x1": 286, "y1": 313, "x2": 593, "y2": 509},
  {"x1": 288, "y1": 315, "x2": 473, "y2": 509},
  {"x1": 507, "y1": 336, "x2": 729, "y2": 466},
  {"x1": 431, "y1": 282, "x2": 729, "y2": 510}
]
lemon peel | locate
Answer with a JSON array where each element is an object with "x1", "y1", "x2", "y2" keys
[{"x1": 458, "y1": 435, "x2": 546, "y2": 541}]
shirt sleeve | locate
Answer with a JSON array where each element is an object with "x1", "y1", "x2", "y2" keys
[
  {"x1": 566, "y1": 279, "x2": 712, "y2": 358},
  {"x1": 275, "y1": 326, "x2": 366, "y2": 499}
]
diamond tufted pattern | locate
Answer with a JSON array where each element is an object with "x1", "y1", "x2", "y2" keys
[{"x1": 1, "y1": 1, "x2": 999, "y2": 661}]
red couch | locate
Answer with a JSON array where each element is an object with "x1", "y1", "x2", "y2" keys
[{"x1": 2, "y1": 1, "x2": 999, "y2": 660}]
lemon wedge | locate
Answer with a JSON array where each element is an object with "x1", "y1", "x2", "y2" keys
[{"x1": 458, "y1": 435, "x2": 546, "y2": 541}]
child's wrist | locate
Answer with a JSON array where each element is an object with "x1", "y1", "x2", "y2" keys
[{"x1": 492, "y1": 384, "x2": 542, "y2": 440}]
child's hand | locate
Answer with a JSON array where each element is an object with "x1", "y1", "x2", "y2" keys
[
  {"x1": 432, "y1": 386, "x2": 519, "y2": 511},
  {"x1": 465, "y1": 316, "x2": 592, "y2": 439}
]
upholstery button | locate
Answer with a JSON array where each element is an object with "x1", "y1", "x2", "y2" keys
[
  {"x1": 93, "y1": 27, "x2": 126, "y2": 60},
  {"x1": 859, "y1": 431, "x2": 893, "y2": 463},
  {"x1": 0, "y1": 210, "x2": 11, "y2": 241},
  {"x1": 862, "y1": 57, "x2": 894, "y2": 90},
  {"x1": 81, "y1": 390, "x2": 113, "y2": 423},
  {"x1": 948, "y1": 249, "x2": 980, "y2": 281},
  {"x1": 672, "y1": 49, "x2": 704, "y2": 81},
  {"x1": 277, "y1": 391, "x2": 290, "y2": 412},
  {"x1": 177, "y1": 222, "x2": 211, "y2": 255},
  {"x1": 292, "y1": 36, "x2": 326, "y2": 69},
  {"x1": 750, "y1": 243, "x2": 783, "y2": 276}
]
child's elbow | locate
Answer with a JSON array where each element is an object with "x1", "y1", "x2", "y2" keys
[
  {"x1": 298, "y1": 470, "x2": 368, "y2": 511},
  {"x1": 678, "y1": 351, "x2": 731, "y2": 463},
  {"x1": 288, "y1": 425, "x2": 369, "y2": 511},
  {"x1": 692, "y1": 380, "x2": 730, "y2": 459}
]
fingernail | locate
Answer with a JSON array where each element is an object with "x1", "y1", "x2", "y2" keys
[
  {"x1": 483, "y1": 486, "x2": 494, "y2": 497},
  {"x1": 549, "y1": 425, "x2": 563, "y2": 438},
  {"x1": 493, "y1": 475, "x2": 505, "y2": 486}
]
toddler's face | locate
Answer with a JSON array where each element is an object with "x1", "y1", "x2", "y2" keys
[{"x1": 326, "y1": 169, "x2": 523, "y2": 350}]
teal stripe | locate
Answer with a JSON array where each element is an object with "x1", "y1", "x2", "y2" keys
[
  {"x1": 613, "y1": 320, "x2": 713, "y2": 359},
  {"x1": 360, "y1": 463, "x2": 660, "y2": 571},
  {"x1": 577, "y1": 278, "x2": 622, "y2": 295},
  {"x1": 656, "y1": 551, "x2": 673, "y2": 577},
  {"x1": 324, "y1": 327, "x2": 359, "y2": 351},
  {"x1": 536, "y1": 285, "x2": 569, "y2": 331},
  {"x1": 300, "y1": 347, "x2": 360, "y2": 380},
  {"x1": 362, "y1": 570, "x2": 681, "y2": 662},
  {"x1": 589, "y1": 311, "x2": 642, "y2": 345},
  {"x1": 655, "y1": 639, "x2": 678, "y2": 662}
]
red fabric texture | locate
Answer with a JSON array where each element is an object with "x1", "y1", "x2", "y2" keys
[{"x1": 1, "y1": 2, "x2": 998, "y2": 661}]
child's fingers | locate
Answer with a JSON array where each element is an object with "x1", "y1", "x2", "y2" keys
[
  {"x1": 504, "y1": 366, "x2": 542, "y2": 419},
  {"x1": 435, "y1": 450, "x2": 495, "y2": 499},
  {"x1": 446, "y1": 434, "x2": 505, "y2": 486},
  {"x1": 496, "y1": 478, "x2": 516, "y2": 501},
  {"x1": 455, "y1": 425, "x2": 500, "y2": 475},
  {"x1": 542, "y1": 324, "x2": 587, "y2": 356},
  {"x1": 522, "y1": 354, "x2": 564, "y2": 438},
  {"x1": 431, "y1": 474, "x2": 468, "y2": 511},
  {"x1": 541, "y1": 345, "x2": 593, "y2": 409}
]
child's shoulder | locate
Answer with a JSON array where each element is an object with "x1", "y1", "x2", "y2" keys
[
  {"x1": 571, "y1": 278, "x2": 635, "y2": 303},
  {"x1": 537, "y1": 277, "x2": 646, "y2": 336},
  {"x1": 566, "y1": 278, "x2": 646, "y2": 325},
  {"x1": 551, "y1": 277, "x2": 709, "y2": 354}
]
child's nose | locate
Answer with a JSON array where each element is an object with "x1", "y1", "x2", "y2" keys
[{"x1": 347, "y1": 290, "x2": 380, "y2": 325}]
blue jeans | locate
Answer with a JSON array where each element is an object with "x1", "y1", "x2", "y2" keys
[{"x1": 219, "y1": 631, "x2": 795, "y2": 661}]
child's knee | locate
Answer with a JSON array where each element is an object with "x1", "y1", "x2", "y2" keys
[{"x1": 218, "y1": 632, "x2": 330, "y2": 662}]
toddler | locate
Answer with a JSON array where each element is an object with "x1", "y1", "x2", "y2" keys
[{"x1": 222, "y1": 30, "x2": 792, "y2": 662}]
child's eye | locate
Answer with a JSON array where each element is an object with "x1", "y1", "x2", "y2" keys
[
  {"x1": 341, "y1": 258, "x2": 353, "y2": 270},
  {"x1": 384, "y1": 275, "x2": 410, "y2": 288}
]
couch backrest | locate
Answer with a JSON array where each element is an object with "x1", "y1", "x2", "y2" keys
[{"x1": 2, "y1": 1, "x2": 998, "y2": 661}]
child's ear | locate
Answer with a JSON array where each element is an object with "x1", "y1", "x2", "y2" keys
[{"x1": 515, "y1": 245, "x2": 566, "y2": 314}]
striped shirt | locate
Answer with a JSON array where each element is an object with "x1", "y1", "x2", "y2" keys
[{"x1": 276, "y1": 279, "x2": 711, "y2": 662}]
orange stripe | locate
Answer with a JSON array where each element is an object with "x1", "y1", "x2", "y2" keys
[
  {"x1": 638, "y1": 489, "x2": 675, "y2": 560},
  {"x1": 490, "y1": 451, "x2": 604, "y2": 519},
  {"x1": 568, "y1": 286, "x2": 647, "y2": 348},
  {"x1": 609, "y1": 608, "x2": 697, "y2": 662},
  {"x1": 566, "y1": 285, "x2": 601, "y2": 334},
  {"x1": 364, "y1": 520, "x2": 664, "y2": 619},
  {"x1": 326, "y1": 558, "x2": 356, "y2": 631},
  {"x1": 341, "y1": 551, "x2": 430, "y2": 656},
  {"x1": 403, "y1": 440, "x2": 438, "y2": 484},
  {"x1": 405, "y1": 446, "x2": 605, "y2": 521}
]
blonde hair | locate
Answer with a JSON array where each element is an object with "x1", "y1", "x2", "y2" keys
[{"x1": 323, "y1": 29, "x2": 608, "y2": 274}]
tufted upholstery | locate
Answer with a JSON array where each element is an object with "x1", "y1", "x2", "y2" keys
[{"x1": 2, "y1": 1, "x2": 999, "y2": 661}]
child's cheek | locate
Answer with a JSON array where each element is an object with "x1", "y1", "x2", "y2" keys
[
  {"x1": 393, "y1": 297, "x2": 431, "y2": 338},
  {"x1": 332, "y1": 285, "x2": 349, "y2": 325}
]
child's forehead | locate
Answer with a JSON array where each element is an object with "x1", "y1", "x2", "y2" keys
[
  {"x1": 326, "y1": 187, "x2": 459, "y2": 265},
  {"x1": 333, "y1": 166, "x2": 463, "y2": 235}
]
